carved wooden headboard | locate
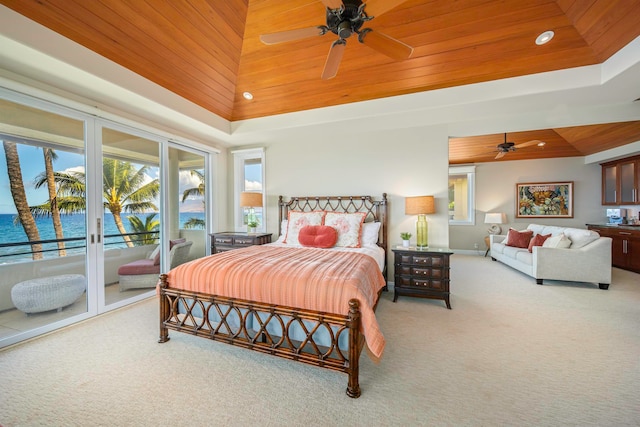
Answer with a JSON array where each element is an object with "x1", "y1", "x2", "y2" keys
[{"x1": 278, "y1": 194, "x2": 389, "y2": 277}]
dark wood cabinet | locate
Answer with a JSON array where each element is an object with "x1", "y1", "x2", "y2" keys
[
  {"x1": 210, "y1": 232, "x2": 272, "y2": 253},
  {"x1": 587, "y1": 225, "x2": 640, "y2": 273},
  {"x1": 601, "y1": 155, "x2": 640, "y2": 205},
  {"x1": 392, "y1": 247, "x2": 452, "y2": 309}
]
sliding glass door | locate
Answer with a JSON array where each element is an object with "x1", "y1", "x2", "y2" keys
[
  {"x1": 0, "y1": 96, "x2": 90, "y2": 346},
  {"x1": 0, "y1": 89, "x2": 213, "y2": 348},
  {"x1": 167, "y1": 144, "x2": 207, "y2": 264},
  {"x1": 99, "y1": 124, "x2": 162, "y2": 309}
]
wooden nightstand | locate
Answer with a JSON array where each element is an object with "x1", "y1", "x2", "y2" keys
[
  {"x1": 210, "y1": 232, "x2": 272, "y2": 254},
  {"x1": 392, "y1": 247, "x2": 453, "y2": 309}
]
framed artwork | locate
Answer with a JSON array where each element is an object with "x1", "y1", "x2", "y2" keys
[{"x1": 516, "y1": 181, "x2": 573, "y2": 218}]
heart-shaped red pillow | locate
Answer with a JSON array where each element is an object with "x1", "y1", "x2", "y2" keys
[{"x1": 298, "y1": 225, "x2": 338, "y2": 248}]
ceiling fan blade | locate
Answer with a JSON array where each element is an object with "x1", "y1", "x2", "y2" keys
[
  {"x1": 514, "y1": 140, "x2": 544, "y2": 149},
  {"x1": 358, "y1": 29, "x2": 413, "y2": 60},
  {"x1": 322, "y1": 39, "x2": 346, "y2": 80},
  {"x1": 495, "y1": 151, "x2": 506, "y2": 159},
  {"x1": 260, "y1": 26, "x2": 327, "y2": 45},
  {"x1": 320, "y1": 0, "x2": 344, "y2": 9},
  {"x1": 363, "y1": 0, "x2": 410, "y2": 17}
]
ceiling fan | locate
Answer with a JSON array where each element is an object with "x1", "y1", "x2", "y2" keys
[
  {"x1": 494, "y1": 133, "x2": 545, "y2": 159},
  {"x1": 259, "y1": 0, "x2": 413, "y2": 80}
]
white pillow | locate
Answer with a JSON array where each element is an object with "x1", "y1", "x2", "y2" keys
[
  {"x1": 542, "y1": 233, "x2": 571, "y2": 249},
  {"x1": 148, "y1": 245, "x2": 160, "y2": 260},
  {"x1": 275, "y1": 219, "x2": 288, "y2": 243},
  {"x1": 564, "y1": 229, "x2": 599, "y2": 249},
  {"x1": 283, "y1": 211, "x2": 325, "y2": 245},
  {"x1": 324, "y1": 212, "x2": 366, "y2": 248},
  {"x1": 361, "y1": 221, "x2": 381, "y2": 246}
]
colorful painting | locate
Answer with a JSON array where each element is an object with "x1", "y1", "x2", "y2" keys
[{"x1": 516, "y1": 182, "x2": 573, "y2": 218}]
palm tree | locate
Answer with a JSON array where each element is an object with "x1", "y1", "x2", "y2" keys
[
  {"x1": 41, "y1": 148, "x2": 66, "y2": 256},
  {"x1": 103, "y1": 158, "x2": 159, "y2": 247},
  {"x1": 31, "y1": 170, "x2": 86, "y2": 216},
  {"x1": 181, "y1": 169, "x2": 204, "y2": 202},
  {"x1": 127, "y1": 213, "x2": 159, "y2": 246},
  {"x1": 31, "y1": 159, "x2": 159, "y2": 248},
  {"x1": 3, "y1": 141, "x2": 43, "y2": 260},
  {"x1": 181, "y1": 169, "x2": 205, "y2": 229}
]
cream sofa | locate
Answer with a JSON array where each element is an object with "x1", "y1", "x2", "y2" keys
[{"x1": 489, "y1": 224, "x2": 612, "y2": 289}]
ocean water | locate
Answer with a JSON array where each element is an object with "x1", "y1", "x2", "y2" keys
[{"x1": 0, "y1": 212, "x2": 204, "y2": 263}]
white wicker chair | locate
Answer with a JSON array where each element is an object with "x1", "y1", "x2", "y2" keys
[{"x1": 118, "y1": 241, "x2": 193, "y2": 291}]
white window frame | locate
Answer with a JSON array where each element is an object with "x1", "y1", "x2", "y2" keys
[
  {"x1": 232, "y1": 147, "x2": 266, "y2": 232},
  {"x1": 448, "y1": 165, "x2": 476, "y2": 225}
]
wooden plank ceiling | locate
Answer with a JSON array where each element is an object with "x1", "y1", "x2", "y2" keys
[
  {"x1": 449, "y1": 121, "x2": 640, "y2": 164},
  {"x1": 2, "y1": 0, "x2": 640, "y2": 162}
]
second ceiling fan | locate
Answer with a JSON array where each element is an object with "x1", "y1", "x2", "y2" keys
[
  {"x1": 260, "y1": 0, "x2": 413, "y2": 80},
  {"x1": 494, "y1": 133, "x2": 545, "y2": 159}
]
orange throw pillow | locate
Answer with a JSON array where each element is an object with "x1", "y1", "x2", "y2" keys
[
  {"x1": 298, "y1": 225, "x2": 338, "y2": 248},
  {"x1": 505, "y1": 228, "x2": 533, "y2": 249},
  {"x1": 528, "y1": 233, "x2": 551, "y2": 252}
]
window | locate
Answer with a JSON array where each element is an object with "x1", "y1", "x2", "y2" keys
[
  {"x1": 448, "y1": 165, "x2": 475, "y2": 225},
  {"x1": 232, "y1": 148, "x2": 265, "y2": 231}
]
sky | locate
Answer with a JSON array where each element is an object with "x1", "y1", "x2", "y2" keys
[{"x1": 0, "y1": 141, "x2": 205, "y2": 215}]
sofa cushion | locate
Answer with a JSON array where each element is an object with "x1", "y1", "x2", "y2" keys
[
  {"x1": 527, "y1": 224, "x2": 599, "y2": 249},
  {"x1": 543, "y1": 233, "x2": 572, "y2": 249},
  {"x1": 515, "y1": 250, "x2": 533, "y2": 265},
  {"x1": 502, "y1": 245, "x2": 525, "y2": 259},
  {"x1": 527, "y1": 224, "x2": 565, "y2": 237},
  {"x1": 505, "y1": 228, "x2": 533, "y2": 248},
  {"x1": 564, "y1": 229, "x2": 600, "y2": 249},
  {"x1": 528, "y1": 233, "x2": 551, "y2": 252},
  {"x1": 118, "y1": 259, "x2": 160, "y2": 275},
  {"x1": 491, "y1": 242, "x2": 506, "y2": 255}
]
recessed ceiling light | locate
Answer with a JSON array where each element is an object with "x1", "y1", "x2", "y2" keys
[
  {"x1": 537, "y1": 141, "x2": 546, "y2": 147},
  {"x1": 242, "y1": 91, "x2": 253, "y2": 100},
  {"x1": 535, "y1": 31, "x2": 554, "y2": 45}
]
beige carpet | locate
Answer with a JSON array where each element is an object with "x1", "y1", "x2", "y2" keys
[{"x1": 1, "y1": 254, "x2": 639, "y2": 426}]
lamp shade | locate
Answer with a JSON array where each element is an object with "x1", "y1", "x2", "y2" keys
[
  {"x1": 484, "y1": 212, "x2": 505, "y2": 224},
  {"x1": 405, "y1": 195, "x2": 435, "y2": 215},
  {"x1": 240, "y1": 192, "x2": 263, "y2": 207}
]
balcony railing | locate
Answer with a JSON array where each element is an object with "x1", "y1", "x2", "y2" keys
[{"x1": 0, "y1": 231, "x2": 160, "y2": 261}]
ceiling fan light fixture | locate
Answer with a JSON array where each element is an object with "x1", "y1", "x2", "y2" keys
[
  {"x1": 242, "y1": 91, "x2": 253, "y2": 100},
  {"x1": 536, "y1": 30, "x2": 554, "y2": 45},
  {"x1": 337, "y1": 20, "x2": 353, "y2": 39}
]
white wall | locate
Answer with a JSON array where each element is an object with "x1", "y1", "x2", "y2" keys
[
  {"x1": 449, "y1": 157, "x2": 603, "y2": 251},
  {"x1": 261, "y1": 125, "x2": 450, "y2": 264}
]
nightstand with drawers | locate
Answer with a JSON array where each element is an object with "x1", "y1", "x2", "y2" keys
[
  {"x1": 392, "y1": 247, "x2": 453, "y2": 309},
  {"x1": 210, "y1": 232, "x2": 272, "y2": 254}
]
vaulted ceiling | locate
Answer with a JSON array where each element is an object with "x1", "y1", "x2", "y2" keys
[
  {"x1": 449, "y1": 121, "x2": 640, "y2": 164},
  {"x1": 1, "y1": 0, "x2": 640, "y2": 161}
]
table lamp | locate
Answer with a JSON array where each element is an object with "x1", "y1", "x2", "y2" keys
[
  {"x1": 240, "y1": 191, "x2": 263, "y2": 231},
  {"x1": 484, "y1": 212, "x2": 506, "y2": 234},
  {"x1": 405, "y1": 195, "x2": 435, "y2": 248}
]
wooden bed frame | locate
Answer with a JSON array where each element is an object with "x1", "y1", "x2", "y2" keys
[{"x1": 158, "y1": 194, "x2": 388, "y2": 398}]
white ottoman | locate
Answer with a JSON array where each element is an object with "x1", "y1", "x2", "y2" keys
[{"x1": 11, "y1": 274, "x2": 86, "y2": 314}]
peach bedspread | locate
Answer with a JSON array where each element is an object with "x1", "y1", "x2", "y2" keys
[{"x1": 165, "y1": 245, "x2": 387, "y2": 358}]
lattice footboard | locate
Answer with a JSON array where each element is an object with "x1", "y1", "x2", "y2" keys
[{"x1": 158, "y1": 274, "x2": 365, "y2": 398}]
